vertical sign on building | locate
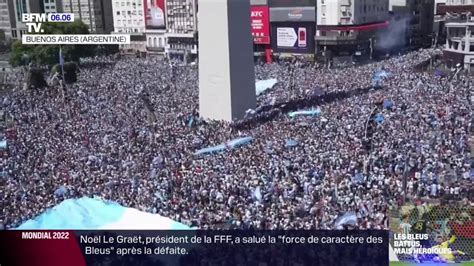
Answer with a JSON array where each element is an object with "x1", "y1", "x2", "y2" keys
[
  {"x1": 144, "y1": 0, "x2": 165, "y2": 29},
  {"x1": 250, "y1": 6, "x2": 270, "y2": 44}
]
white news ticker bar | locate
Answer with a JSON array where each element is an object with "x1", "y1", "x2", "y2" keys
[
  {"x1": 22, "y1": 34, "x2": 130, "y2": 45},
  {"x1": 47, "y1": 13, "x2": 75, "y2": 22}
]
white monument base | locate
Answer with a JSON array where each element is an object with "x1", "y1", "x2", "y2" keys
[{"x1": 198, "y1": 0, "x2": 256, "y2": 121}]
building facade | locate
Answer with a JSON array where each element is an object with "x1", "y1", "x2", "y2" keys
[
  {"x1": 269, "y1": 0, "x2": 316, "y2": 55},
  {"x1": 112, "y1": 0, "x2": 146, "y2": 52},
  {"x1": 43, "y1": 0, "x2": 63, "y2": 13},
  {"x1": 9, "y1": 0, "x2": 41, "y2": 40},
  {"x1": 389, "y1": 0, "x2": 434, "y2": 49},
  {"x1": 0, "y1": 0, "x2": 12, "y2": 41},
  {"x1": 143, "y1": 0, "x2": 166, "y2": 56},
  {"x1": 316, "y1": 0, "x2": 389, "y2": 59},
  {"x1": 445, "y1": 0, "x2": 474, "y2": 4},
  {"x1": 164, "y1": 0, "x2": 198, "y2": 61},
  {"x1": 439, "y1": 1, "x2": 474, "y2": 72},
  {"x1": 0, "y1": 0, "x2": 63, "y2": 42},
  {"x1": 62, "y1": 0, "x2": 114, "y2": 33}
]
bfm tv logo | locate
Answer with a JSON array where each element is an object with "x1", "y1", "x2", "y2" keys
[{"x1": 22, "y1": 13, "x2": 47, "y2": 33}]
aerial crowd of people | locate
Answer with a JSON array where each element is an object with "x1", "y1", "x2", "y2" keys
[{"x1": 1, "y1": 48, "x2": 472, "y2": 230}]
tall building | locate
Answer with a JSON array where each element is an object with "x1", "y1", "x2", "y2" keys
[
  {"x1": 42, "y1": 0, "x2": 63, "y2": 13},
  {"x1": 438, "y1": 0, "x2": 474, "y2": 72},
  {"x1": 164, "y1": 0, "x2": 198, "y2": 61},
  {"x1": 112, "y1": 0, "x2": 146, "y2": 52},
  {"x1": 62, "y1": 0, "x2": 114, "y2": 33},
  {"x1": 144, "y1": 0, "x2": 166, "y2": 56},
  {"x1": 0, "y1": 0, "x2": 12, "y2": 41},
  {"x1": 10, "y1": 0, "x2": 41, "y2": 40},
  {"x1": 315, "y1": 0, "x2": 389, "y2": 59},
  {"x1": 445, "y1": 0, "x2": 474, "y2": 4},
  {"x1": 389, "y1": 0, "x2": 435, "y2": 48}
]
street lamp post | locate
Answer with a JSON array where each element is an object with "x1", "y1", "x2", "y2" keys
[
  {"x1": 402, "y1": 156, "x2": 409, "y2": 205},
  {"x1": 369, "y1": 38, "x2": 373, "y2": 60}
]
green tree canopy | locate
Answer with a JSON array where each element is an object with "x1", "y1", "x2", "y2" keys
[{"x1": 9, "y1": 21, "x2": 98, "y2": 67}]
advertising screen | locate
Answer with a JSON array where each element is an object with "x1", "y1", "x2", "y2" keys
[
  {"x1": 272, "y1": 22, "x2": 314, "y2": 53},
  {"x1": 145, "y1": 0, "x2": 166, "y2": 29},
  {"x1": 250, "y1": 6, "x2": 270, "y2": 44}
]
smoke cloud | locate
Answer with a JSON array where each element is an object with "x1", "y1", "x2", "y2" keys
[{"x1": 376, "y1": 14, "x2": 411, "y2": 51}]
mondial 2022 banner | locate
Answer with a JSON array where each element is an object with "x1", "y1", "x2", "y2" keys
[{"x1": 145, "y1": 0, "x2": 166, "y2": 29}]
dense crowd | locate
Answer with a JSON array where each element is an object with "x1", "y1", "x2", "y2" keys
[{"x1": 1, "y1": 49, "x2": 472, "y2": 230}]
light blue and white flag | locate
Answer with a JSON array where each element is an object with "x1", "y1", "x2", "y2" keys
[
  {"x1": 59, "y1": 46, "x2": 65, "y2": 67},
  {"x1": 17, "y1": 197, "x2": 190, "y2": 230}
]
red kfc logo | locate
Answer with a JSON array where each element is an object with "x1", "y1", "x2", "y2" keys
[
  {"x1": 250, "y1": 6, "x2": 270, "y2": 44},
  {"x1": 251, "y1": 11, "x2": 263, "y2": 17}
]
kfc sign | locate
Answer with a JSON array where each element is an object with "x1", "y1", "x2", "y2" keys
[
  {"x1": 250, "y1": 6, "x2": 270, "y2": 44},
  {"x1": 251, "y1": 10, "x2": 264, "y2": 17}
]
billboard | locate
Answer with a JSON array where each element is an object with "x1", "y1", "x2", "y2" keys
[
  {"x1": 250, "y1": 6, "x2": 270, "y2": 44},
  {"x1": 268, "y1": 0, "x2": 315, "y2": 7},
  {"x1": 277, "y1": 27, "x2": 307, "y2": 48},
  {"x1": 269, "y1": 7, "x2": 315, "y2": 22},
  {"x1": 145, "y1": 0, "x2": 166, "y2": 29},
  {"x1": 272, "y1": 22, "x2": 314, "y2": 53}
]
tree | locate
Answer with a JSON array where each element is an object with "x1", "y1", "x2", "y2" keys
[
  {"x1": 9, "y1": 40, "x2": 34, "y2": 66},
  {"x1": 9, "y1": 21, "x2": 97, "y2": 67}
]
